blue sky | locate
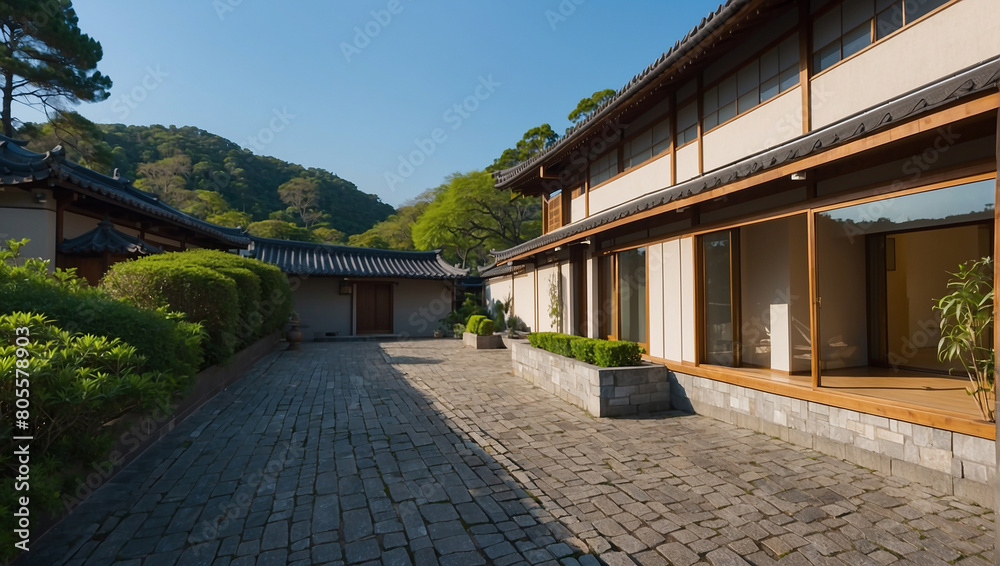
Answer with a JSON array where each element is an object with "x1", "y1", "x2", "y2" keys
[{"x1": 32, "y1": 1, "x2": 723, "y2": 208}]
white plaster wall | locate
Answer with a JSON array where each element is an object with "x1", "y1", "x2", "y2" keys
[
  {"x1": 811, "y1": 0, "x2": 1000, "y2": 128},
  {"x1": 662, "y1": 239, "x2": 683, "y2": 362},
  {"x1": 702, "y1": 87, "x2": 802, "y2": 171},
  {"x1": 535, "y1": 262, "x2": 562, "y2": 333},
  {"x1": 675, "y1": 143, "x2": 700, "y2": 183},
  {"x1": 587, "y1": 154, "x2": 672, "y2": 215},
  {"x1": 512, "y1": 268, "x2": 537, "y2": 333},
  {"x1": 292, "y1": 277, "x2": 352, "y2": 339},
  {"x1": 393, "y1": 279, "x2": 454, "y2": 338},
  {"x1": 0, "y1": 188, "x2": 56, "y2": 266},
  {"x1": 679, "y1": 237, "x2": 697, "y2": 362},
  {"x1": 647, "y1": 243, "x2": 664, "y2": 359},
  {"x1": 570, "y1": 195, "x2": 586, "y2": 223},
  {"x1": 484, "y1": 276, "x2": 513, "y2": 316}
]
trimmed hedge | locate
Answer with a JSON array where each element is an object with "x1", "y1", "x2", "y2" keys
[
  {"x1": 528, "y1": 332, "x2": 644, "y2": 367},
  {"x1": 0, "y1": 241, "x2": 203, "y2": 378},
  {"x1": 102, "y1": 261, "x2": 239, "y2": 366},
  {"x1": 140, "y1": 249, "x2": 292, "y2": 338},
  {"x1": 103, "y1": 250, "x2": 293, "y2": 366},
  {"x1": 465, "y1": 315, "x2": 496, "y2": 336}
]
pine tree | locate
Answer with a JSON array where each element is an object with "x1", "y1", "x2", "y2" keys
[{"x1": 0, "y1": 0, "x2": 112, "y2": 136}]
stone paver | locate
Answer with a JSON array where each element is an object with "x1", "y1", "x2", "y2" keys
[{"x1": 22, "y1": 340, "x2": 994, "y2": 565}]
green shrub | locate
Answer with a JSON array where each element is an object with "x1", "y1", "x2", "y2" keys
[
  {"x1": 0, "y1": 313, "x2": 185, "y2": 562},
  {"x1": 142, "y1": 249, "x2": 291, "y2": 338},
  {"x1": 102, "y1": 260, "x2": 239, "y2": 366},
  {"x1": 442, "y1": 293, "x2": 488, "y2": 329},
  {"x1": 0, "y1": 240, "x2": 203, "y2": 378},
  {"x1": 570, "y1": 337, "x2": 599, "y2": 364},
  {"x1": 477, "y1": 319, "x2": 495, "y2": 336},
  {"x1": 593, "y1": 340, "x2": 643, "y2": 367},
  {"x1": 529, "y1": 332, "x2": 644, "y2": 368},
  {"x1": 466, "y1": 314, "x2": 487, "y2": 335},
  {"x1": 217, "y1": 267, "x2": 262, "y2": 348}
]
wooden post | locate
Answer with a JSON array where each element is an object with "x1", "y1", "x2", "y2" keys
[
  {"x1": 993, "y1": 93, "x2": 998, "y2": 565},
  {"x1": 808, "y1": 208, "x2": 821, "y2": 389}
]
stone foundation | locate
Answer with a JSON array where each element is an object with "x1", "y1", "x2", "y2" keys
[
  {"x1": 671, "y1": 370, "x2": 995, "y2": 507},
  {"x1": 511, "y1": 342, "x2": 670, "y2": 417}
]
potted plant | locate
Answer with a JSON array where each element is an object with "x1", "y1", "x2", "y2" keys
[{"x1": 933, "y1": 256, "x2": 995, "y2": 422}]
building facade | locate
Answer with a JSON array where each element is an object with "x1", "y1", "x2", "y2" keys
[
  {"x1": 488, "y1": 0, "x2": 999, "y2": 501},
  {"x1": 251, "y1": 237, "x2": 467, "y2": 339}
]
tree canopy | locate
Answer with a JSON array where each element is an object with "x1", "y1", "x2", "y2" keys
[
  {"x1": 567, "y1": 89, "x2": 616, "y2": 125},
  {"x1": 411, "y1": 170, "x2": 540, "y2": 269},
  {"x1": 0, "y1": 1, "x2": 112, "y2": 136},
  {"x1": 490, "y1": 124, "x2": 559, "y2": 172}
]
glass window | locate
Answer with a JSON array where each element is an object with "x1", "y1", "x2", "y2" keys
[
  {"x1": 702, "y1": 34, "x2": 800, "y2": 130},
  {"x1": 589, "y1": 150, "x2": 618, "y2": 187},
  {"x1": 703, "y1": 231, "x2": 735, "y2": 366},
  {"x1": 617, "y1": 247, "x2": 647, "y2": 344},
  {"x1": 677, "y1": 101, "x2": 698, "y2": 145},
  {"x1": 624, "y1": 129, "x2": 652, "y2": 170},
  {"x1": 905, "y1": 0, "x2": 949, "y2": 22},
  {"x1": 652, "y1": 119, "x2": 671, "y2": 155},
  {"x1": 841, "y1": 22, "x2": 871, "y2": 58},
  {"x1": 875, "y1": 0, "x2": 903, "y2": 38},
  {"x1": 816, "y1": 179, "x2": 994, "y2": 377}
]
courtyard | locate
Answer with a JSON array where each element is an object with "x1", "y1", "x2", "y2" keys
[{"x1": 25, "y1": 340, "x2": 995, "y2": 565}]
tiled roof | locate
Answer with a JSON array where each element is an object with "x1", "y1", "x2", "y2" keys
[
  {"x1": 491, "y1": 57, "x2": 1000, "y2": 262},
  {"x1": 58, "y1": 218, "x2": 163, "y2": 255},
  {"x1": 492, "y1": 0, "x2": 752, "y2": 189},
  {"x1": 250, "y1": 237, "x2": 468, "y2": 279},
  {"x1": 478, "y1": 262, "x2": 525, "y2": 279},
  {"x1": 0, "y1": 135, "x2": 250, "y2": 247}
]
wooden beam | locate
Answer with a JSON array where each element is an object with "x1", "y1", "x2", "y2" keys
[
  {"x1": 500, "y1": 94, "x2": 999, "y2": 264},
  {"x1": 993, "y1": 95, "x2": 999, "y2": 564}
]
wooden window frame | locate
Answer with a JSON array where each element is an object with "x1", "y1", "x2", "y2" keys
[
  {"x1": 702, "y1": 32, "x2": 802, "y2": 134},
  {"x1": 809, "y1": 0, "x2": 960, "y2": 79}
]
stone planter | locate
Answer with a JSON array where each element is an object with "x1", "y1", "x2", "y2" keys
[
  {"x1": 501, "y1": 334, "x2": 528, "y2": 349},
  {"x1": 463, "y1": 331, "x2": 505, "y2": 349},
  {"x1": 511, "y1": 341, "x2": 670, "y2": 417}
]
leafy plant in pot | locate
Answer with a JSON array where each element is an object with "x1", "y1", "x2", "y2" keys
[{"x1": 933, "y1": 256, "x2": 995, "y2": 422}]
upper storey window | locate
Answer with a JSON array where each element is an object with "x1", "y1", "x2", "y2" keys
[
  {"x1": 624, "y1": 118, "x2": 671, "y2": 170},
  {"x1": 589, "y1": 150, "x2": 618, "y2": 187},
  {"x1": 703, "y1": 34, "x2": 799, "y2": 130},
  {"x1": 813, "y1": 0, "x2": 951, "y2": 72}
]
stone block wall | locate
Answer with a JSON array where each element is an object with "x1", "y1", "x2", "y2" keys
[
  {"x1": 511, "y1": 342, "x2": 670, "y2": 417},
  {"x1": 671, "y1": 370, "x2": 995, "y2": 507}
]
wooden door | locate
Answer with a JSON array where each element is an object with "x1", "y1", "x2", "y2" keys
[{"x1": 356, "y1": 282, "x2": 393, "y2": 335}]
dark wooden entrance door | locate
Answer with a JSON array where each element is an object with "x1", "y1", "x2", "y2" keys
[{"x1": 356, "y1": 282, "x2": 393, "y2": 334}]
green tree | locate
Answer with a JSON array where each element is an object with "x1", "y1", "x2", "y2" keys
[
  {"x1": 278, "y1": 177, "x2": 323, "y2": 228},
  {"x1": 567, "y1": 89, "x2": 615, "y2": 124},
  {"x1": 247, "y1": 219, "x2": 315, "y2": 242},
  {"x1": 0, "y1": 1, "x2": 112, "y2": 136},
  {"x1": 311, "y1": 226, "x2": 346, "y2": 244},
  {"x1": 411, "y1": 170, "x2": 541, "y2": 269},
  {"x1": 16, "y1": 111, "x2": 112, "y2": 170},
  {"x1": 347, "y1": 190, "x2": 434, "y2": 250},
  {"x1": 135, "y1": 154, "x2": 192, "y2": 204},
  {"x1": 206, "y1": 210, "x2": 251, "y2": 228},
  {"x1": 490, "y1": 124, "x2": 559, "y2": 171}
]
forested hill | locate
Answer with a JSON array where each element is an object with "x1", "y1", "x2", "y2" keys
[
  {"x1": 23, "y1": 123, "x2": 395, "y2": 238},
  {"x1": 103, "y1": 124, "x2": 393, "y2": 235}
]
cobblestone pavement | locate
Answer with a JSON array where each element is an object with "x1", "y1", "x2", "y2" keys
[{"x1": 26, "y1": 341, "x2": 994, "y2": 565}]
